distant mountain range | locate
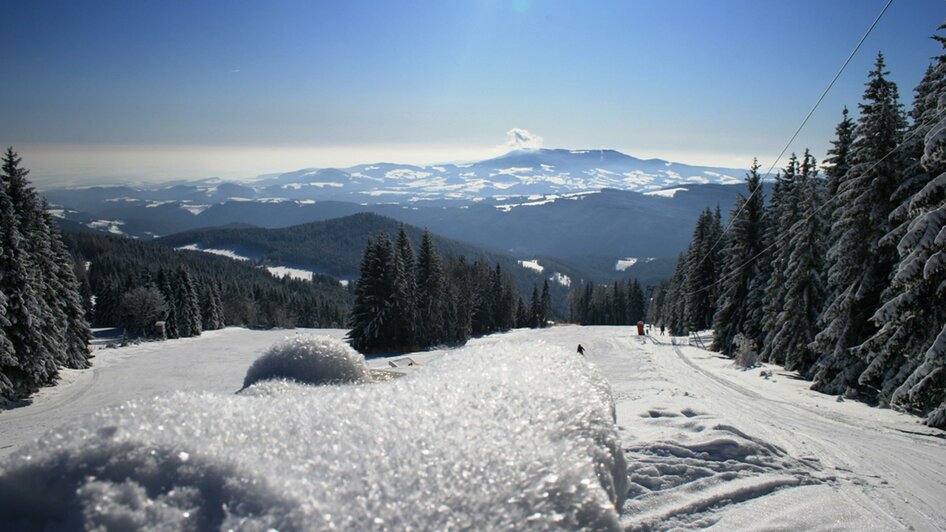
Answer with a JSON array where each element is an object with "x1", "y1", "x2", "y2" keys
[
  {"x1": 44, "y1": 148, "x2": 760, "y2": 287},
  {"x1": 43, "y1": 148, "x2": 746, "y2": 208}
]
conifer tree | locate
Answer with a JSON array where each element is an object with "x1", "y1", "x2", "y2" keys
[
  {"x1": 516, "y1": 297, "x2": 529, "y2": 328},
  {"x1": 415, "y1": 230, "x2": 445, "y2": 345},
  {"x1": 711, "y1": 161, "x2": 767, "y2": 355},
  {"x1": 176, "y1": 266, "x2": 203, "y2": 337},
  {"x1": 811, "y1": 53, "x2": 907, "y2": 395},
  {"x1": 768, "y1": 162, "x2": 827, "y2": 374},
  {"x1": 44, "y1": 208, "x2": 92, "y2": 368},
  {"x1": 392, "y1": 226, "x2": 416, "y2": 349},
  {"x1": 529, "y1": 285, "x2": 541, "y2": 328},
  {"x1": 824, "y1": 107, "x2": 856, "y2": 198},
  {"x1": 0, "y1": 159, "x2": 56, "y2": 399},
  {"x1": 760, "y1": 155, "x2": 800, "y2": 364},
  {"x1": 880, "y1": 25, "x2": 946, "y2": 427},
  {"x1": 540, "y1": 280, "x2": 552, "y2": 327},
  {"x1": 684, "y1": 209, "x2": 721, "y2": 331},
  {"x1": 348, "y1": 236, "x2": 389, "y2": 352},
  {"x1": 857, "y1": 47, "x2": 946, "y2": 403}
]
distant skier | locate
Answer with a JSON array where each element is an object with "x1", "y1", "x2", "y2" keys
[
  {"x1": 660, "y1": 324, "x2": 665, "y2": 335},
  {"x1": 577, "y1": 344, "x2": 585, "y2": 356}
]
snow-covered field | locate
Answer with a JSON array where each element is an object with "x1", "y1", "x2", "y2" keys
[{"x1": 1, "y1": 326, "x2": 944, "y2": 530}]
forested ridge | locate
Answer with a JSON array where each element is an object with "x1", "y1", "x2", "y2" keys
[
  {"x1": 651, "y1": 29, "x2": 946, "y2": 428},
  {"x1": 64, "y1": 231, "x2": 351, "y2": 334}
]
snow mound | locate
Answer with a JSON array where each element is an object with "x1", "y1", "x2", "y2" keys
[
  {"x1": 242, "y1": 335, "x2": 370, "y2": 388},
  {"x1": 0, "y1": 341, "x2": 627, "y2": 530}
]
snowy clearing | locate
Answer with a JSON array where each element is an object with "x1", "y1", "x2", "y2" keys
[
  {"x1": 265, "y1": 265, "x2": 314, "y2": 281},
  {"x1": 518, "y1": 259, "x2": 544, "y2": 273},
  {"x1": 643, "y1": 187, "x2": 689, "y2": 198},
  {"x1": 1, "y1": 326, "x2": 944, "y2": 530},
  {"x1": 615, "y1": 257, "x2": 639, "y2": 271}
]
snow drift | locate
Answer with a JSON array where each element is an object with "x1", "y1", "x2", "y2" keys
[
  {"x1": 242, "y1": 334, "x2": 370, "y2": 388},
  {"x1": 0, "y1": 339, "x2": 627, "y2": 530}
]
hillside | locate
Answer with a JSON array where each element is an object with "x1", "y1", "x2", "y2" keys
[
  {"x1": 62, "y1": 229, "x2": 353, "y2": 329},
  {"x1": 154, "y1": 213, "x2": 582, "y2": 315}
]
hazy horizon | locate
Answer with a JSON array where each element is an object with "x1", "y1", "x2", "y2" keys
[{"x1": 3, "y1": 0, "x2": 943, "y2": 186}]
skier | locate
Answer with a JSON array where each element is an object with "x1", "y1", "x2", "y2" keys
[
  {"x1": 577, "y1": 344, "x2": 585, "y2": 356},
  {"x1": 660, "y1": 324, "x2": 665, "y2": 335}
]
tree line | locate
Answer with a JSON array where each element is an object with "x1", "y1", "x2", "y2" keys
[
  {"x1": 567, "y1": 278, "x2": 647, "y2": 326},
  {"x1": 0, "y1": 149, "x2": 92, "y2": 402},
  {"x1": 650, "y1": 30, "x2": 946, "y2": 429},
  {"x1": 66, "y1": 231, "x2": 352, "y2": 337},
  {"x1": 347, "y1": 227, "x2": 552, "y2": 353}
]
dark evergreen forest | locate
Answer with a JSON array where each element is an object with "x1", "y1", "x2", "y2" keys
[
  {"x1": 651, "y1": 29, "x2": 946, "y2": 429},
  {"x1": 347, "y1": 227, "x2": 552, "y2": 353}
]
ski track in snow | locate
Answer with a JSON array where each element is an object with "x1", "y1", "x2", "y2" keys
[{"x1": 1, "y1": 326, "x2": 945, "y2": 530}]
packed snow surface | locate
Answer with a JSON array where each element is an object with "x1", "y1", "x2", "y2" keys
[
  {"x1": 1, "y1": 327, "x2": 945, "y2": 530},
  {"x1": 0, "y1": 333, "x2": 627, "y2": 530}
]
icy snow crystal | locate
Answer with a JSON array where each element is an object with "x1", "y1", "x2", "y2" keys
[
  {"x1": 242, "y1": 334, "x2": 370, "y2": 388},
  {"x1": 0, "y1": 339, "x2": 627, "y2": 530}
]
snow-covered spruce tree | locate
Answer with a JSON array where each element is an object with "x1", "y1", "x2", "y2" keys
[
  {"x1": 769, "y1": 162, "x2": 828, "y2": 375},
  {"x1": 415, "y1": 230, "x2": 446, "y2": 346},
  {"x1": 0, "y1": 162, "x2": 56, "y2": 400},
  {"x1": 886, "y1": 27, "x2": 946, "y2": 427},
  {"x1": 43, "y1": 207, "x2": 92, "y2": 368},
  {"x1": 857, "y1": 40, "x2": 946, "y2": 403},
  {"x1": 201, "y1": 280, "x2": 225, "y2": 331},
  {"x1": 175, "y1": 266, "x2": 203, "y2": 338},
  {"x1": 392, "y1": 226, "x2": 416, "y2": 349},
  {"x1": 811, "y1": 53, "x2": 907, "y2": 396},
  {"x1": 684, "y1": 208, "x2": 722, "y2": 331},
  {"x1": 347, "y1": 234, "x2": 398, "y2": 352},
  {"x1": 516, "y1": 297, "x2": 529, "y2": 328},
  {"x1": 661, "y1": 253, "x2": 688, "y2": 335},
  {"x1": 2, "y1": 149, "x2": 64, "y2": 376},
  {"x1": 157, "y1": 269, "x2": 180, "y2": 338},
  {"x1": 628, "y1": 279, "x2": 646, "y2": 324},
  {"x1": 711, "y1": 161, "x2": 767, "y2": 356},
  {"x1": 540, "y1": 279, "x2": 552, "y2": 327},
  {"x1": 529, "y1": 284, "x2": 541, "y2": 328},
  {"x1": 760, "y1": 155, "x2": 800, "y2": 364},
  {"x1": 824, "y1": 107, "x2": 856, "y2": 199},
  {"x1": 0, "y1": 287, "x2": 14, "y2": 398}
]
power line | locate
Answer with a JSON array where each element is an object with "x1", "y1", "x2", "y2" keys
[
  {"x1": 697, "y1": 0, "x2": 895, "y2": 267},
  {"x1": 682, "y1": 101, "x2": 944, "y2": 298}
]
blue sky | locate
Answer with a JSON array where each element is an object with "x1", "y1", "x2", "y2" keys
[{"x1": 1, "y1": 0, "x2": 943, "y2": 183}]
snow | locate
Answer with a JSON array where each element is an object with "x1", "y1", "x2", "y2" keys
[
  {"x1": 86, "y1": 219, "x2": 125, "y2": 234},
  {"x1": 518, "y1": 259, "x2": 544, "y2": 273},
  {"x1": 242, "y1": 335, "x2": 370, "y2": 388},
  {"x1": 644, "y1": 187, "x2": 689, "y2": 198},
  {"x1": 265, "y1": 266, "x2": 313, "y2": 281},
  {"x1": 180, "y1": 203, "x2": 210, "y2": 215},
  {"x1": 1, "y1": 326, "x2": 944, "y2": 530},
  {"x1": 551, "y1": 272, "x2": 572, "y2": 287},
  {"x1": 615, "y1": 257, "x2": 639, "y2": 271},
  {"x1": 0, "y1": 329, "x2": 627, "y2": 530},
  {"x1": 175, "y1": 244, "x2": 252, "y2": 261}
]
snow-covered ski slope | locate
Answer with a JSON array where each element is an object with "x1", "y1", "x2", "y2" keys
[{"x1": 1, "y1": 326, "x2": 944, "y2": 530}]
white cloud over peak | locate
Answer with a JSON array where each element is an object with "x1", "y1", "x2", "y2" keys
[{"x1": 504, "y1": 128, "x2": 543, "y2": 150}]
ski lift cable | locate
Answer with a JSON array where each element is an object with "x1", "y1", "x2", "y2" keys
[
  {"x1": 682, "y1": 101, "x2": 946, "y2": 298},
  {"x1": 696, "y1": 0, "x2": 895, "y2": 268}
]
